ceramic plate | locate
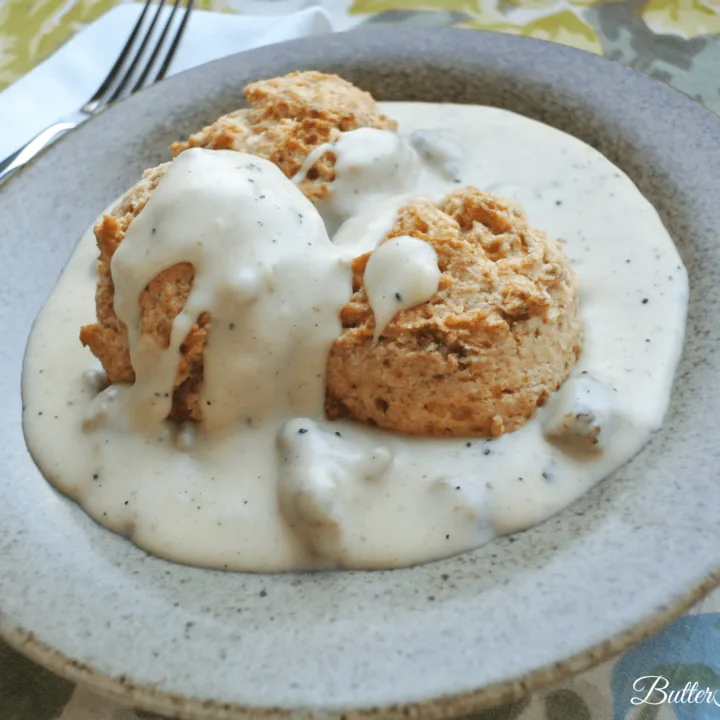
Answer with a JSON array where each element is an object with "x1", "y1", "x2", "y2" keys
[{"x1": 1, "y1": 28, "x2": 719, "y2": 720}]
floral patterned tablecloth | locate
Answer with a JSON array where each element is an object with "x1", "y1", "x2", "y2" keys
[
  {"x1": 1, "y1": 2, "x2": 720, "y2": 719},
  {"x1": 2, "y1": 0, "x2": 720, "y2": 112}
]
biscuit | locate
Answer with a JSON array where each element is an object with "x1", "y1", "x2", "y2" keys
[
  {"x1": 79, "y1": 162, "x2": 208, "y2": 422},
  {"x1": 325, "y1": 188, "x2": 583, "y2": 437}
]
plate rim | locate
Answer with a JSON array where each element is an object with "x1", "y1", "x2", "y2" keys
[{"x1": 2, "y1": 573, "x2": 720, "y2": 718}]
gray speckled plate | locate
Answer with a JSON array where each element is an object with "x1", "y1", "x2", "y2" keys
[{"x1": 1, "y1": 28, "x2": 719, "y2": 720}]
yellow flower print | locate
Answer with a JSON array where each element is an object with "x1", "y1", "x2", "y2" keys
[
  {"x1": 195, "y1": 0, "x2": 237, "y2": 10},
  {"x1": 0, "y1": 0, "x2": 118, "y2": 87},
  {"x1": 350, "y1": 0, "x2": 623, "y2": 13},
  {"x1": 350, "y1": 0, "x2": 486, "y2": 13},
  {"x1": 461, "y1": 8, "x2": 604, "y2": 54},
  {"x1": 350, "y1": 0, "x2": 605, "y2": 54},
  {"x1": 640, "y1": 0, "x2": 720, "y2": 38},
  {"x1": 504, "y1": 0, "x2": 624, "y2": 7}
]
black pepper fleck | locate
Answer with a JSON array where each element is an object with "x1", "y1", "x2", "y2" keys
[
  {"x1": 642, "y1": 298, "x2": 649, "y2": 304},
  {"x1": 335, "y1": 431, "x2": 342, "y2": 437},
  {"x1": 298, "y1": 428, "x2": 308, "y2": 434},
  {"x1": 259, "y1": 589, "x2": 267, "y2": 597},
  {"x1": 483, "y1": 448, "x2": 491, "y2": 456},
  {"x1": 395, "y1": 292, "x2": 402, "y2": 301},
  {"x1": 466, "y1": 442, "x2": 472, "y2": 447}
]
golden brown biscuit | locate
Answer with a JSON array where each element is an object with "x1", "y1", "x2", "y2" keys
[
  {"x1": 169, "y1": 71, "x2": 396, "y2": 202},
  {"x1": 325, "y1": 188, "x2": 583, "y2": 437},
  {"x1": 79, "y1": 162, "x2": 209, "y2": 422},
  {"x1": 81, "y1": 71, "x2": 394, "y2": 423}
]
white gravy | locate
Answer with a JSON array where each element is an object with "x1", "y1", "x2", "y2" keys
[
  {"x1": 364, "y1": 235, "x2": 441, "y2": 341},
  {"x1": 22, "y1": 103, "x2": 688, "y2": 571},
  {"x1": 292, "y1": 126, "x2": 420, "y2": 234}
]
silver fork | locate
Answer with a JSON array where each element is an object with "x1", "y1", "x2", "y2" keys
[{"x1": 0, "y1": 0, "x2": 194, "y2": 185}]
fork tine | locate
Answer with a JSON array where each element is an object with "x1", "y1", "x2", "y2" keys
[
  {"x1": 153, "y1": 0, "x2": 195, "y2": 83},
  {"x1": 84, "y1": 0, "x2": 152, "y2": 110},
  {"x1": 106, "y1": 0, "x2": 168, "y2": 105},
  {"x1": 132, "y1": 0, "x2": 182, "y2": 92}
]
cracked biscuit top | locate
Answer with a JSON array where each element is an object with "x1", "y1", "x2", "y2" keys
[
  {"x1": 170, "y1": 71, "x2": 396, "y2": 203},
  {"x1": 326, "y1": 187, "x2": 583, "y2": 437}
]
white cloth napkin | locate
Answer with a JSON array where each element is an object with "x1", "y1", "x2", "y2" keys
[{"x1": 0, "y1": 1, "x2": 361, "y2": 160}]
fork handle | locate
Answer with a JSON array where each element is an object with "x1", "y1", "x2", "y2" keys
[{"x1": 0, "y1": 120, "x2": 81, "y2": 185}]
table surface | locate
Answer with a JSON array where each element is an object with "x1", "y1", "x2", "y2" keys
[
  {"x1": 1, "y1": 0, "x2": 720, "y2": 113},
  {"x1": 1, "y1": 1, "x2": 719, "y2": 719}
]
